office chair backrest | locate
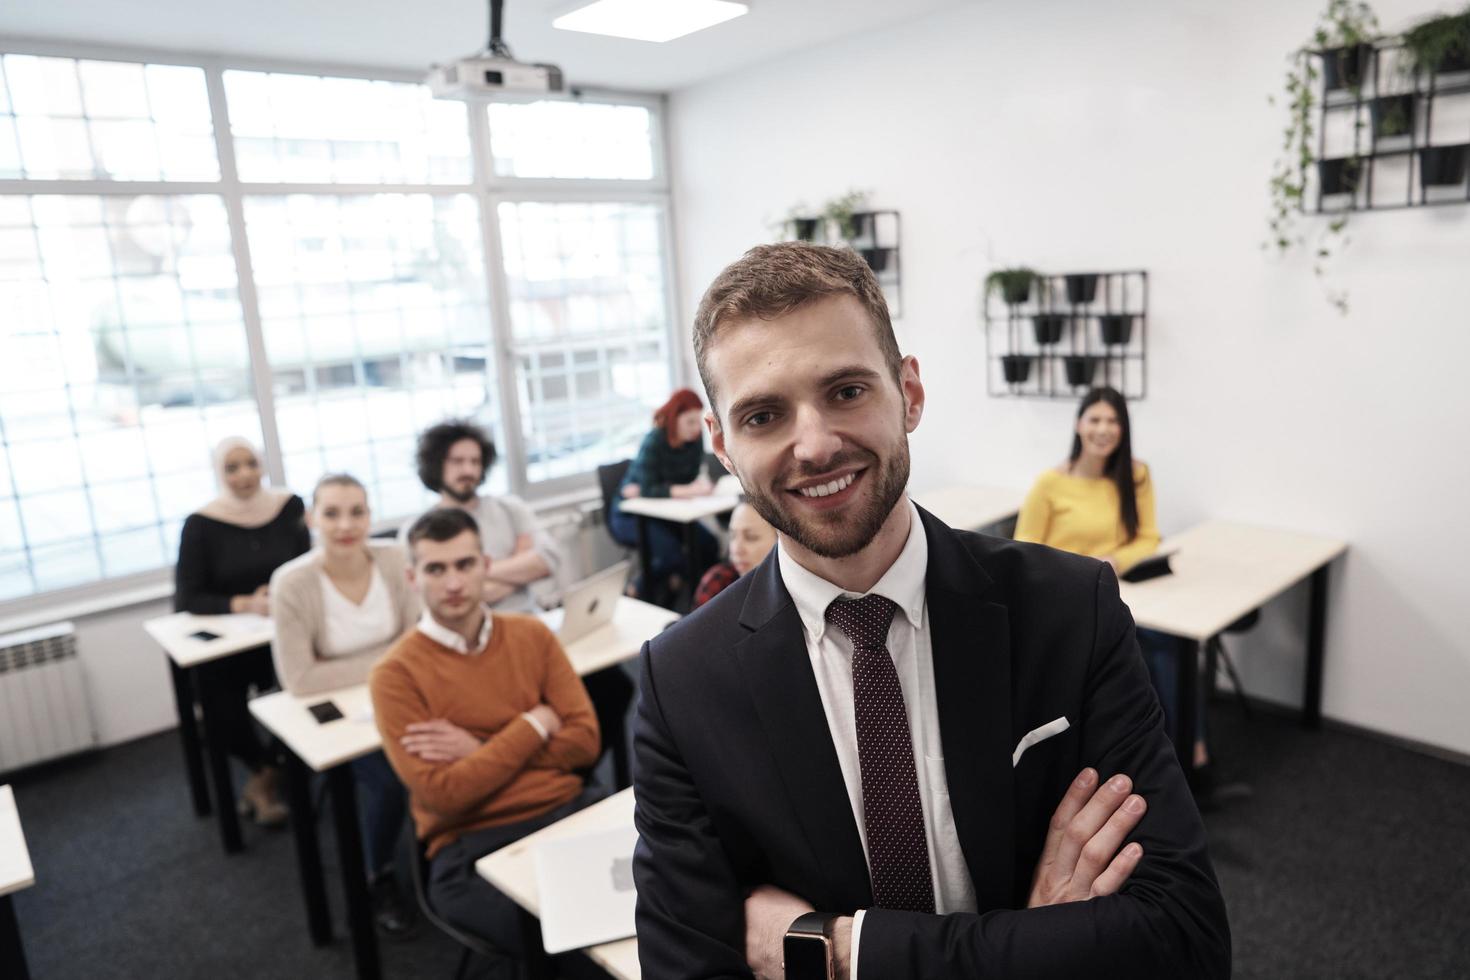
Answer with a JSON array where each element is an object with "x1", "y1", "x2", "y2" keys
[{"x1": 596, "y1": 460, "x2": 632, "y2": 542}]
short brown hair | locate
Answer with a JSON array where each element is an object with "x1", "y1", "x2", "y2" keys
[
  {"x1": 692, "y1": 243, "x2": 901, "y2": 416},
  {"x1": 311, "y1": 472, "x2": 366, "y2": 508},
  {"x1": 405, "y1": 507, "x2": 480, "y2": 561}
]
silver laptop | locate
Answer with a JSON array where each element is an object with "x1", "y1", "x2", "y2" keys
[
  {"x1": 540, "y1": 560, "x2": 629, "y2": 645},
  {"x1": 534, "y1": 823, "x2": 639, "y2": 955}
]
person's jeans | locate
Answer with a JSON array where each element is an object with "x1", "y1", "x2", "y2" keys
[
  {"x1": 350, "y1": 750, "x2": 407, "y2": 879},
  {"x1": 1138, "y1": 627, "x2": 1205, "y2": 749},
  {"x1": 427, "y1": 786, "x2": 608, "y2": 978}
]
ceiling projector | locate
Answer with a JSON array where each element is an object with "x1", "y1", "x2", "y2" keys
[{"x1": 428, "y1": 0, "x2": 566, "y2": 101}]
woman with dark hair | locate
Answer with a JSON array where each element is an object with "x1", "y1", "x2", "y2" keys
[
  {"x1": 1014, "y1": 388, "x2": 1205, "y2": 771},
  {"x1": 608, "y1": 388, "x2": 721, "y2": 604},
  {"x1": 175, "y1": 436, "x2": 311, "y2": 826}
]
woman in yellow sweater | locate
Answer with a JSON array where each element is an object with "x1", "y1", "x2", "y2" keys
[{"x1": 1016, "y1": 387, "x2": 1205, "y2": 771}]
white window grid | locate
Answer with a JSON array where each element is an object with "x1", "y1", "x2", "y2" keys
[{"x1": 0, "y1": 37, "x2": 681, "y2": 610}]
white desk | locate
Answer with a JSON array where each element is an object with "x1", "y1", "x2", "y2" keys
[
  {"x1": 250, "y1": 597, "x2": 676, "y2": 980},
  {"x1": 476, "y1": 788, "x2": 640, "y2": 980},
  {"x1": 912, "y1": 485, "x2": 1024, "y2": 532},
  {"x1": 143, "y1": 611, "x2": 276, "y2": 854},
  {"x1": 1, "y1": 785, "x2": 36, "y2": 979},
  {"x1": 618, "y1": 494, "x2": 739, "y2": 610},
  {"x1": 1117, "y1": 520, "x2": 1347, "y2": 768}
]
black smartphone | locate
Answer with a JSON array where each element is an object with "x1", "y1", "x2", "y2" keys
[
  {"x1": 188, "y1": 630, "x2": 221, "y2": 642},
  {"x1": 308, "y1": 700, "x2": 344, "y2": 724}
]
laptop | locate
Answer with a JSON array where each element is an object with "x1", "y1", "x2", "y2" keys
[
  {"x1": 540, "y1": 560, "x2": 629, "y2": 645},
  {"x1": 534, "y1": 822, "x2": 639, "y2": 955}
]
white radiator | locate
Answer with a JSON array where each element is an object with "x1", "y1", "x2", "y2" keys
[{"x1": 0, "y1": 621, "x2": 98, "y2": 774}]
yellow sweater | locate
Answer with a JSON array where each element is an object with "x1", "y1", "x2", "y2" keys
[
  {"x1": 1014, "y1": 464, "x2": 1160, "y2": 572},
  {"x1": 369, "y1": 613, "x2": 599, "y2": 858}
]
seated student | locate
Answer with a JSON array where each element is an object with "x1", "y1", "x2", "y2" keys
[
  {"x1": 1013, "y1": 387, "x2": 1205, "y2": 772},
  {"x1": 269, "y1": 473, "x2": 419, "y2": 938},
  {"x1": 692, "y1": 500, "x2": 777, "y2": 608},
  {"x1": 175, "y1": 435, "x2": 310, "y2": 826},
  {"x1": 370, "y1": 508, "x2": 602, "y2": 976},
  {"x1": 607, "y1": 387, "x2": 721, "y2": 604},
  {"x1": 406, "y1": 419, "x2": 565, "y2": 613}
]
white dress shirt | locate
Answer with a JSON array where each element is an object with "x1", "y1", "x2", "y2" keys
[
  {"x1": 414, "y1": 605, "x2": 548, "y2": 741},
  {"x1": 777, "y1": 498, "x2": 977, "y2": 978}
]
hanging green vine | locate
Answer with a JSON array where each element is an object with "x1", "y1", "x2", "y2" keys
[{"x1": 1266, "y1": 0, "x2": 1379, "y2": 315}]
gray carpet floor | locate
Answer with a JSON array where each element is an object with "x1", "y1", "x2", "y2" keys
[{"x1": 6, "y1": 701, "x2": 1469, "y2": 979}]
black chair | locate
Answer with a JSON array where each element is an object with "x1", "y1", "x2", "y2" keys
[
  {"x1": 1205, "y1": 609, "x2": 1259, "y2": 717},
  {"x1": 579, "y1": 666, "x2": 637, "y2": 789},
  {"x1": 407, "y1": 826, "x2": 514, "y2": 980},
  {"x1": 596, "y1": 460, "x2": 633, "y2": 554},
  {"x1": 704, "y1": 451, "x2": 729, "y2": 481}
]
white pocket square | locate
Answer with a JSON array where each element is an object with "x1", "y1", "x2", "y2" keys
[{"x1": 1012, "y1": 716, "x2": 1070, "y2": 768}]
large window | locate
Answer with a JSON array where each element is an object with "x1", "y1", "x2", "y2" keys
[{"x1": 0, "y1": 47, "x2": 675, "y2": 604}]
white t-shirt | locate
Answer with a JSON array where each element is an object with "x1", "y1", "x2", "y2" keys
[{"x1": 319, "y1": 567, "x2": 397, "y2": 657}]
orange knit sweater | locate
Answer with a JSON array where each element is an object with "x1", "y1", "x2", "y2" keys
[{"x1": 369, "y1": 613, "x2": 600, "y2": 858}]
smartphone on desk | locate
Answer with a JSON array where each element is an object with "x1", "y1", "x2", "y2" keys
[
  {"x1": 188, "y1": 630, "x2": 221, "y2": 642},
  {"x1": 308, "y1": 700, "x2": 345, "y2": 724}
]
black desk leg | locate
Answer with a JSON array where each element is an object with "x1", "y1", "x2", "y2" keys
[
  {"x1": 328, "y1": 767, "x2": 381, "y2": 980},
  {"x1": 1303, "y1": 564, "x2": 1329, "y2": 730},
  {"x1": 1176, "y1": 639, "x2": 1200, "y2": 782},
  {"x1": 520, "y1": 908, "x2": 553, "y2": 980},
  {"x1": 196, "y1": 661, "x2": 244, "y2": 854},
  {"x1": 0, "y1": 895, "x2": 29, "y2": 980},
  {"x1": 169, "y1": 660, "x2": 211, "y2": 817},
  {"x1": 284, "y1": 752, "x2": 332, "y2": 946},
  {"x1": 678, "y1": 522, "x2": 698, "y2": 612},
  {"x1": 634, "y1": 516, "x2": 654, "y2": 599}
]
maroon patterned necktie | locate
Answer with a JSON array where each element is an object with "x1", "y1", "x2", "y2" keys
[{"x1": 825, "y1": 594, "x2": 935, "y2": 913}]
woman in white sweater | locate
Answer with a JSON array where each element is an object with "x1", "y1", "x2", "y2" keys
[{"x1": 269, "y1": 473, "x2": 420, "y2": 938}]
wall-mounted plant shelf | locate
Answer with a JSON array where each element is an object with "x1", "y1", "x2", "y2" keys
[
  {"x1": 983, "y1": 270, "x2": 1149, "y2": 401},
  {"x1": 783, "y1": 209, "x2": 903, "y2": 318},
  {"x1": 1311, "y1": 37, "x2": 1470, "y2": 212}
]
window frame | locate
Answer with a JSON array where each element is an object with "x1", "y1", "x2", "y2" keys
[{"x1": 0, "y1": 35, "x2": 683, "y2": 613}]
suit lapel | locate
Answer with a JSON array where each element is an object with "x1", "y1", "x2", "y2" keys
[
  {"x1": 919, "y1": 506, "x2": 1017, "y2": 911},
  {"x1": 734, "y1": 555, "x2": 873, "y2": 912}
]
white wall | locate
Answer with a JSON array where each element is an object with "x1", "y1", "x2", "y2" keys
[{"x1": 668, "y1": 0, "x2": 1470, "y2": 755}]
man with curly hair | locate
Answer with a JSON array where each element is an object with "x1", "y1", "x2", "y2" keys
[{"x1": 405, "y1": 419, "x2": 565, "y2": 612}]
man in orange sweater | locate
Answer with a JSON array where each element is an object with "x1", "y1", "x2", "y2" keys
[{"x1": 370, "y1": 507, "x2": 601, "y2": 972}]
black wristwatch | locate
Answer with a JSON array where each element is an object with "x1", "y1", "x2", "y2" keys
[{"x1": 783, "y1": 911, "x2": 837, "y2": 980}]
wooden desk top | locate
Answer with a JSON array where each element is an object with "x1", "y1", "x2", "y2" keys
[
  {"x1": 617, "y1": 494, "x2": 740, "y2": 524},
  {"x1": 143, "y1": 611, "x2": 274, "y2": 668},
  {"x1": 912, "y1": 485, "x2": 1024, "y2": 531},
  {"x1": 0, "y1": 785, "x2": 36, "y2": 898},
  {"x1": 1119, "y1": 520, "x2": 1348, "y2": 642},
  {"x1": 249, "y1": 598, "x2": 678, "y2": 774},
  {"x1": 476, "y1": 788, "x2": 639, "y2": 980}
]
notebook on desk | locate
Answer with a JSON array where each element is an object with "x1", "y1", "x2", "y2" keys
[
  {"x1": 534, "y1": 822, "x2": 639, "y2": 955},
  {"x1": 539, "y1": 561, "x2": 629, "y2": 645}
]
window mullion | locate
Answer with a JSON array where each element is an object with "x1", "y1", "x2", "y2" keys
[{"x1": 203, "y1": 64, "x2": 285, "y2": 488}]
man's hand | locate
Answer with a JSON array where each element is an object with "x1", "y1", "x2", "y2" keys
[
  {"x1": 1028, "y1": 768, "x2": 1147, "y2": 908},
  {"x1": 527, "y1": 704, "x2": 562, "y2": 738},
  {"x1": 401, "y1": 719, "x2": 482, "y2": 763},
  {"x1": 744, "y1": 884, "x2": 814, "y2": 980}
]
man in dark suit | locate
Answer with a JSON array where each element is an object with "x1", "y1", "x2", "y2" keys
[{"x1": 632, "y1": 243, "x2": 1230, "y2": 978}]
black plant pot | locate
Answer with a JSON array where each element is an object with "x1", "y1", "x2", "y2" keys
[
  {"x1": 1098, "y1": 315, "x2": 1134, "y2": 346},
  {"x1": 1418, "y1": 144, "x2": 1470, "y2": 186},
  {"x1": 1318, "y1": 157, "x2": 1363, "y2": 196},
  {"x1": 792, "y1": 218, "x2": 818, "y2": 241},
  {"x1": 1371, "y1": 94, "x2": 1415, "y2": 141},
  {"x1": 1001, "y1": 355, "x2": 1034, "y2": 384},
  {"x1": 845, "y1": 211, "x2": 875, "y2": 240},
  {"x1": 860, "y1": 247, "x2": 891, "y2": 273},
  {"x1": 1064, "y1": 274, "x2": 1099, "y2": 305},
  {"x1": 1032, "y1": 315, "x2": 1067, "y2": 346},
  {"x1": 1322, "y1": 43, "x2": 1373, "y2": 91},
  {"x1": 1063, "y1": 355, "x2": 1099, "y2": 387},
  {"x1": 1000, "y1": 280, "x2": 1032, "y2": 305}
]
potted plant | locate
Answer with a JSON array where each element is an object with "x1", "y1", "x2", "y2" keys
[
  {"x1": 1266, "y1": 0, "x2": 1380, "y2": 315},
  {"x1": 823, "y1": 190, "x2": 871, "y2": 240},
  {"x1": 1399, "y1": 7, "x2": 1470, "y2": 76},
  {"x1": 1098, "y1": 315, "x2": 1135, "y2": 346},
  {"x1": 1419, "y1": 144, "x2": 1469, "y2": 186},
  {"x1": 1370, "y1": 93, "x2": 1415, "y2": 140},
  {"x1": 985, "y1": 267, "x2": 1039, "y2": 306},
  {"x1": 1318, "y1": 155, "x2": 1364, "y2": 195},
  {"x1": 1032, "y1": 314, "x2": 1067, "y2": 346},
  {"x1": 1063, "y1": 355, "x2": 1099, "y2": 387},
  {"x1": 1001, "y1": 354, "x2": 1034, "y2": 384},
  {"x1": 1064, "y1": 274, "x2": 1099, "y2": 304},
  {"x1": 1322, "y1": 41, "x2": 1375, "y2": 90}
]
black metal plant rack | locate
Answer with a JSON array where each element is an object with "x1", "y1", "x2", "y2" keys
[
  {"x1": 984, "y1": 270, "x2": 1149, "y2": 401},
  {"x1": 784, "y1": 209, "x2": 903, "y2": 318},
  {"x1": 1311, "y1": 37, "x2": 1470, "y2": 213}
]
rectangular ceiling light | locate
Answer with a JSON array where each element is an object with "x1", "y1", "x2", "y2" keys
[{"x1": 553, "y1": 0, "x2": 749, "y2": 43}]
